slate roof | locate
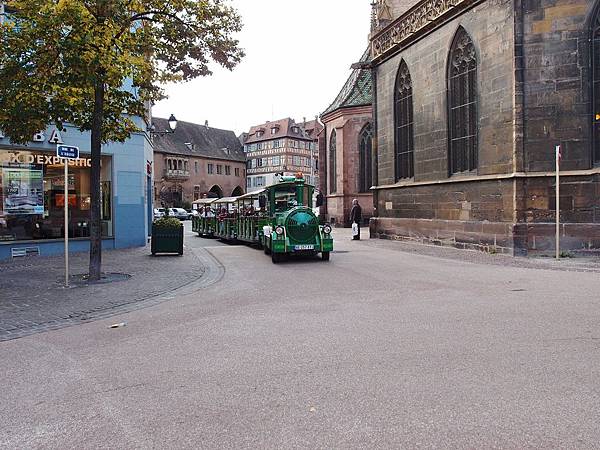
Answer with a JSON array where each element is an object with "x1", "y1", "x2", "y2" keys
[
  {"x1": 152, "y1": 117, "x2": 245, "y2": 162},
  {"x1": 322, "y1": 48, "x2": 373, "y2": 117},
  {"x1": 244, "y1": 118, "x2": 314, "y2": 144}
]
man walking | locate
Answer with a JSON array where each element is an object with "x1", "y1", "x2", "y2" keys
[{"x1": 350, "y1": 198, "x2": 362, "y2": 240}]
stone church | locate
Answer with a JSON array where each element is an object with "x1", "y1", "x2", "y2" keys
[
  {"x1": 366, "y1": 0, "x2": 600, "y2": 254},
  {"x1": 320, "y1": 49, "x2": 374, "y2": 226}
]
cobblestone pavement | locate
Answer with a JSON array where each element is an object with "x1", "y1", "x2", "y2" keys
[{"x1": 0, "y1": 231, "x2": 209, "y2": 341}]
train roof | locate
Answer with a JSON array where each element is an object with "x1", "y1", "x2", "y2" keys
[
  {"x1": 192, "y1": 198, "x2": 218, "y2": 205},
  {"x1": 213, "y1": 196, "x2": 238, "y2": 204},
  {"x1": 237, "y1": 189, "x2": 266, "y2": 199}
]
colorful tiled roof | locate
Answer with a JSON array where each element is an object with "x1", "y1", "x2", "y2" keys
[{"x1": 322, "y1": 48, "x2": 373, "y2": 117}]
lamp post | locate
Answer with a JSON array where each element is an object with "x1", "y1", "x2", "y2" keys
[
  {"x1": 148, "y1": 114, "x2": 178, "y2": 136},
  {"x1": 148, "y1": 114, "x2": 178, "y2": 208}
]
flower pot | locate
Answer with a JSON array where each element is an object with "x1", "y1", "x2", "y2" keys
[{"x1": 151, "y1": 223, "x2": 183, "y2": 255}]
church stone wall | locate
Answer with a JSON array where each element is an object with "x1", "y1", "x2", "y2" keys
[
  {"x1": 387, "y1": 0, "x2": 420, "y2": 19},
  {"x1": 322, "y1": 107, "x2": 374, "y2": 226},
  {"x1": 520, "y1": 0, "x2": 595, "y2": 173},
  {"x1": 374, "y1": 0, "x2": 515, "y2": 223},
  {"x1": 372, "y1": 0, "x2": 600, "y2": 254}
]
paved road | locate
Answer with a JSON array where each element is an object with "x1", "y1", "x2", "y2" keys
[{"x1": 1, "y1": 228, "x2": 599, "y2": 448}]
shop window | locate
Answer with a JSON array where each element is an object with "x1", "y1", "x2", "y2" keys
[
  {"x1": 448, "y1": 27, "x2": 478, "y2": 174},
  {"x1": 329, "y1": 130, "x2": 337, "y2": 194},
  {"x1": 394, "y1": 60, "x2": 414, "y2": 180},
  {"x1": 0, "y1": 151, "x2": 113, "y2": 242},
  {"x1": 592, "y1": 6, "x2": 600, "y2": 164}
]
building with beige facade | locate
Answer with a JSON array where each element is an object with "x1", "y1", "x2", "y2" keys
[
  {"x1": 243, "y1": 118, "x2": 321, "y2": 190},
  {"x1": 152, "y1": 118, "x2": 246, "y2": 206}
]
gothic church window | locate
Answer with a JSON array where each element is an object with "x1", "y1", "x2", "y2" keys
[
  {"x1": 359, "y1": 123, "x2": 373, "y2": 192},
  {"x1": 593, "y1": 6, "x2": 600, "y2": 163},
  {"x1": 448, "y1": 28, "x2": 478, "y2": 174},
  {"x1": 329, "y1": 130, "x2": 337, "y2": 194},
  {"x1": 394, "y1": 60, "x2": 414, "y2": 180}
]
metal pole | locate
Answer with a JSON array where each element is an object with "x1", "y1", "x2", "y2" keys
[
  {"x1": 64, "y1": 158, "x2": 69, "y2": 286},
  {"x1": 555, "y1": 145, "x2": 560, "y2": 260}
]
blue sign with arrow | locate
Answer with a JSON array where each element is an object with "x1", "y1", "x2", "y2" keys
[{"x1": 56, "y1": 145, "x2": 79, "y2": 160}]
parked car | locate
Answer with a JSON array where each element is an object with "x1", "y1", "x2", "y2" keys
[
  {"x1": 170, "y1": 207, "x2": 189, "y2": 221},
  {"x1": 187, "y1": 209, "x2": 199, "y2": 220},
  {"x1": 153, "y1": 208, "x2": 165, "y2": 219}
]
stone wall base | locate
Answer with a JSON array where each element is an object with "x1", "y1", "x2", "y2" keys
[{"x1": 370, "y1": 218, "x2": 600, "y2": 256}]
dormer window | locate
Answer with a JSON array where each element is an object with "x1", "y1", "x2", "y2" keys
[
  {"x1": 271, "y1": 127, "x2": 279, "y2": 134},
  {"x1": 292, "y1": 126, "x2": 299, "y2": 134}
]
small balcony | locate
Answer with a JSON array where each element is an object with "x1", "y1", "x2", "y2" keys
[{"x1": 164, "y1": 169, "x2": 190, "y2": 180}]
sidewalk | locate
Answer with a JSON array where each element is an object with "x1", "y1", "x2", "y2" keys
[
  {"x1": 338, "y1": 227, "x2": 600, "y2": 273},
  {"x1": 0, "y1": 244, "x2": 205, "y2": 341}
]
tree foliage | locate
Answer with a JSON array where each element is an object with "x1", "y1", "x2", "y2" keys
[{"x1": 0, "y1": 0, "x2": 244, "y2": 143}]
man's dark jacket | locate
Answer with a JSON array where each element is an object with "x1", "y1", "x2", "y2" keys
[{"x1": 350, "y1": 204, "x2": 362, "y2": 224}]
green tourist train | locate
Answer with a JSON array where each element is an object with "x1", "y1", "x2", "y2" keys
[{"x1": 192, "y1": 174, "x2": 333, "y2": 263}]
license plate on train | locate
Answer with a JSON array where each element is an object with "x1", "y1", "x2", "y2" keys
[{"x1": 294, "y1": 245, "x2": 314, "y2": 251}]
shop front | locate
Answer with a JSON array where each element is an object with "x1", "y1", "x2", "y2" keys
[{"x1": 0, "y1": 124, "x2": 153, "y2": 260}]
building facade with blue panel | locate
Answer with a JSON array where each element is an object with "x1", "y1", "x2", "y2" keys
[{"x1": 0, "y1": 120, "x2": 153, "y2": 260}]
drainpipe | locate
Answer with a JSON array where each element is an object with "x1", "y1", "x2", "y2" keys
[{"x1": 371, "y1": 61, "x2": 379, "y2": 219}]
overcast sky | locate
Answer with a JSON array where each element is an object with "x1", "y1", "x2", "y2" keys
[{"x1": 153, "y1": 0, "x2": 372, "y2": 135}]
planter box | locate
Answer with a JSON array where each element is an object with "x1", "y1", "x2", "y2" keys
[{"x1": 151, "y1": 224, "x2": 183, "y2": 255}]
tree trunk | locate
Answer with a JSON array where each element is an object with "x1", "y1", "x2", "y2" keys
[{"x1": 89, "y1": 77, "x2": 105, "y2": 281}]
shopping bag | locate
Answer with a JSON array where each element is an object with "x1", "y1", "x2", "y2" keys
[{"x1": 352, "y1": 222, "x2": 358, "y2": 236}]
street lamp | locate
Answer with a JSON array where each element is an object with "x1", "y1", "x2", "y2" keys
[
  {"x1": 167, "y1": 114, "x2": 178, "y2": 132},
  {"x1": 149, "y1": 114, "x2": 178, "y2": 136}
]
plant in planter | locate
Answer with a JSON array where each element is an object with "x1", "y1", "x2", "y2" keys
[{"x1": 151, "y1": 217, "x2": 184, "y2": 256}]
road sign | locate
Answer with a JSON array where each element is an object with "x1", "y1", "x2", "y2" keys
[
  {"x1": 56, "y1": 145, "x2": 79, "y2": 160},
  {"x1": 56, "y1": 144, "x2": 79, "y2": 288}
]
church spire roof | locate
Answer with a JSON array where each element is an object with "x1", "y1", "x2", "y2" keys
[{"x1": 322, "y1": 48, "x2": 373, "y2": 117}]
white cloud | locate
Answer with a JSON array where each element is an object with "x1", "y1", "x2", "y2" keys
[{"x1": 153, "y1": 0, "x2": 371, "y2": 135}]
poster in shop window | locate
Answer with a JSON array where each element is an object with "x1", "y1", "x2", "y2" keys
[{"x1": 2, "y1": 168, "x2": 44, "y2": 215}]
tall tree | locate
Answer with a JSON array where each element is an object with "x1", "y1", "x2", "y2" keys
[{"x1": 0, "y1": 0, "x2": 243, "y2": 280}]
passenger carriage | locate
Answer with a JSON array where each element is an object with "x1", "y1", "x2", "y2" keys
[
  {"x1": 191, "y1": 198, "x2": 218, "y2": 237},
  {"x1": 213, "y1": 197, "x2": 238, "y2": 241}
]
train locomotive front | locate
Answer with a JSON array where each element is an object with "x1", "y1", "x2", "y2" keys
[{"x1": 262, "y1": 175, "x2": 333, "y2": 263}]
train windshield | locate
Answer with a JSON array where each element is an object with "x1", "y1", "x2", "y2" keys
[{"x1": 274, "y1": 185, "x2": 298, "y2": 212}]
